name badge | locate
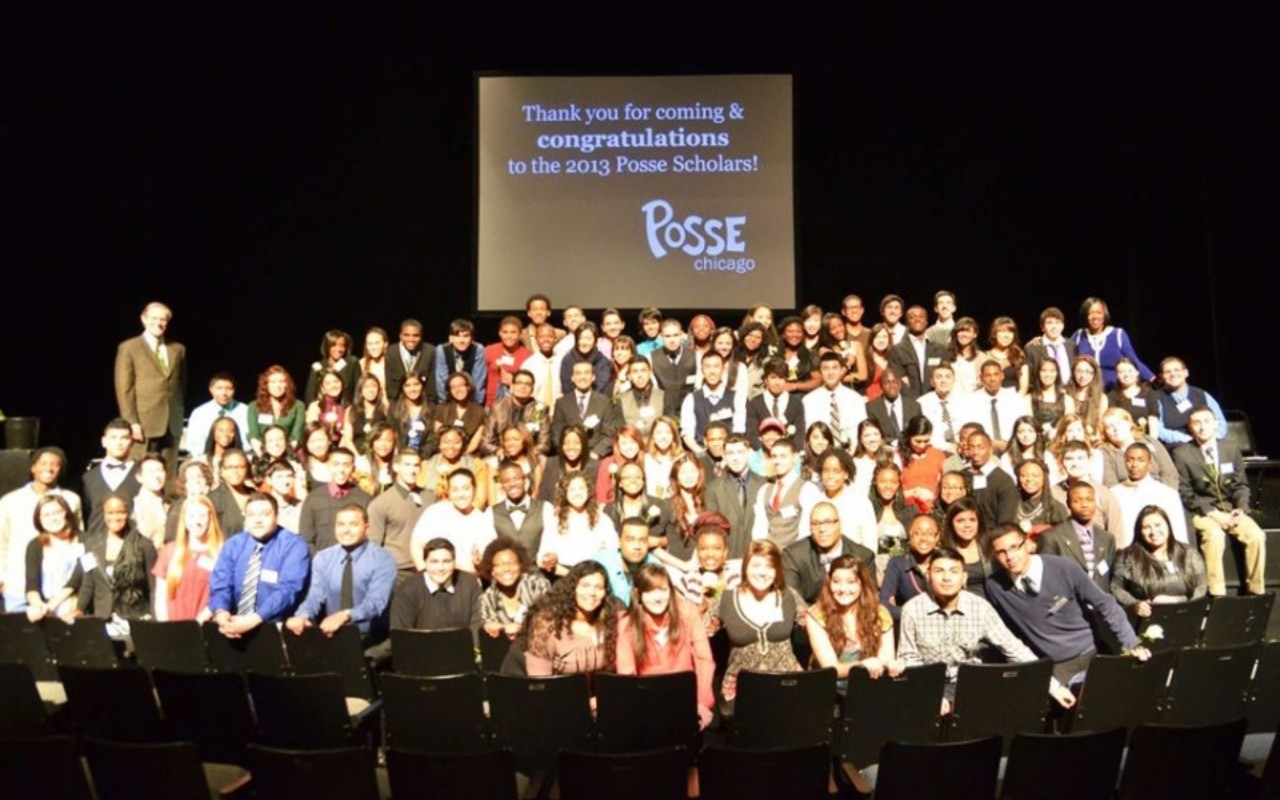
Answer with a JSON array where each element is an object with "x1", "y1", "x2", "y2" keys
[
  {"x1": 639, "y1": 406, "x2": 655, "y2": 418},
  {"x1": 257, "y1": 413, "x2": 274, "y2": 424},
  {"x1": 1096, "y1": 560, "x2": 1110, "y2": 577},
  {"x1": 780, "y1": 506, "x2": 797, "y2": 520},
  {"x1": 712, "y1": 408, "x2": 734, "y2": 421},
  {"x1": 972, "y1": 475, "x2": 988, "y2": 491},
  {"x1": 685, "y1": 375, "x2": 698, "y2": 385},
  {"x1": 197, "y1": 555, "x2": 216, "y2": 571},
  {"x1": 1221, "y1": 462, "x2": 1235, "y2": 475},
  {"x1": 583, "y1": 414, "x2": 600, "y2": 429},
  {"x1": 1131, "y1": 397, "x2": 1146, "y2": 408},
  {"x1": 927, "y1": 357, "x2": 941, "y2": 366},
  {"x1": 498, "y1": 355, "x2": 515, "y2": 367},
  {"x1": 411, "y1": 420, "x2": 425, "y2": 431},
  {"x1": 765, "y1": 604, "x2": 785, "y2": 623},
  {"x1": 1175, "y1": 399, "x2": 1192, "y2": 413},
  {"x1": 333, "y1": 358, "x2": 347, "y2": 371},
  {"x1": 261, "y1": 569, "x2": 280, "y2": 585},
  {"x1": 81, "y1": 553, "x2": 99, "y2": 571}
]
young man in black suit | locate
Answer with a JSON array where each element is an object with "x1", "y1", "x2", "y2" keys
[
  {"x1": 551, "y1": 360, "x2": 620, "y2": 457},
  {"x1": 384, "y1": 319, "x2": 437, "y2": 403}
]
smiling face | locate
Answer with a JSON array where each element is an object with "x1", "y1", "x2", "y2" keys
[
  {"x1": 364, "y1": 330, "x2": 387, "y2": 359},
  {"x1": 620, "y1": 523, "x2": 650, "y2": 565},
  {"x1": 103, "y1": 496, "x2": 129, "y2": 535},
  {"x1": 490, "y1": 548, "x2": 523, "y2": 589},
  {"x1": 950, "y1": 509, "x2": 979, "y2": 544},
  {"x1": 30, "y1": 452, "x2": 63, "y2": 488},
  {"x1": 808, "y1": 505, "x2": 842, "y2": 550},
  {"x1": 1017, "y1": 461, "x2": 1046, "y2": 496},
  {"x1": 745, "y1": 554, "x2": 777, "y2": 593},
  {"x1": 448, "y1": 472, "x2": 475, "y2": 512},
  {"x1": 575, "y1": 572, "x2": 607, "y2": 616},
  {"x1": 333, "y1": 508, "x2": 368, "y2": 548},
  {"x1": 827, "y1": 567, "x2": 862, "y2": 607},
  {"x1": 184, "y1": 501, "x2": 210, "y2": 539},
  {"x1": 939, "y1": 473, "x2": 967, "y2": 504},
  {"x1": 1073, "y1": 360, "x2": 1095, "y2": 388},
  {"x1": 1139, "y1": 511, "x2": 1170, "y2": 553},
  {"x1": 1086, "y1": 302, "x2": 1107, "y2": 333},
  {"x1": 564, "y1": 475, "x2": 590, "y2": 510},
  {"x1": 908, "y1": 517, "x2": 941, "y2": 557},
  {"x1": 424, "y1": 547, "x2": 456, "y2": 586}
]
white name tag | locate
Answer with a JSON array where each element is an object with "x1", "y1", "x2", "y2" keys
[
  {"x1": 1131, "y1": 397, "x2": 1146, "y2": 408},
  {"x1": 197, "y1": 555, "x2": 216, "y2": 571},
  {"x1": 257, "y1": 413, "x2": 274, "y2": 424},
  {"x1": 639, "y1": 406, "x2": 655, "y2": 418},
  {"x1": 685, "y1": 375, "x2": 698, "y2": 385},
  {"x1": 498, "y1": 355, "x2": 514, "y2": 367},
  {"x1": 333, "y1": 358, "x2": 348, "y2": 371},
  {"x1": 972, "y1": 475, "x2": 987, "y2": 491},
  {"x1": 1096, "y1": 560, "x2": 1110, "y2": 577},
  {"x1": 583, "y1": 414, "x2": 600, "y2": 428},
  {"x1": 261, "y1": 569, "x2": 280, "y2": 584},
  {"x1": 1175, "y1": 399, "x2": 1192, "y2": 413},
  {"x1": 1222, "y1": 463, "x2": 1235, "y2": 475},
  {"x1": 780, "y1": 506, "x2": 797, "y2": 520},
  {"x1": 711, "y1": 408, "x2": 734, "y2": 421},
  {"x1": 927, "y1": 357, "x2": 941, "y2": 366},
  {"x1": 81, "y1": 553, "x2": 99, "y2": 571}
]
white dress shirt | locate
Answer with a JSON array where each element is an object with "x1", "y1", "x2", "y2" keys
[{"x1": 802, "y1": 385, "x2": 868, "y2": 446}]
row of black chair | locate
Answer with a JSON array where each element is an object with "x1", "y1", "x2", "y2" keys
[{"x1": 1133, "y1": 592, "x2": 1274, "y2": 652}]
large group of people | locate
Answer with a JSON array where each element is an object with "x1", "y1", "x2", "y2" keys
[{"x1": 0, "y1": 292, "x2": 1265, "y2": 734}]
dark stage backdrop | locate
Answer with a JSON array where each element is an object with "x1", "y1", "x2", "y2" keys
[{"x1": 4, "y1": 6, "x2": 1275, "y2": 477}]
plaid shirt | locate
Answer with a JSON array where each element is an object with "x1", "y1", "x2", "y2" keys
[{"x1": 898, "y1": 590, "x2": 1039, "y2": 682}]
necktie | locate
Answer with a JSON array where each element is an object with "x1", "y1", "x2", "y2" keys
[
  {"x1": 1203, "y1": 445, "x2": 1216, "y2": 465},
  {"x1": 155, "y1": 340, "x2": 170, "y2": 376},
  {"x1": 829, "y1": 390, "x2": 842, "y2": 441},
  {"x1": 238, "y1": 543, "x2": 264, "y2": 615},
  {"x1": 735, "y1": 474, "x2": 748, "y2": 507},
  {"x1": 990, "y1": 397, "x2": 1002, "y2": 441},
  {"x1": 772, "y1": 396, "x2": 781, "y2": 421},
  {"x1": 340, "y1": 552, "x2": 354, "y2": 610},
  {"x1": 578, "y1": 393, "x2": 588, "y2": 419},
  {"x1": 771, "y1": 479, "x2": 783, "y2": 512},
  {"x1": 1021, "y1": 575, "x2": 1037, "y2": 596},
  {"x1": 405, "y1": 348, "x2": 418, "y2": 372},
  {"x1": 941, "y1": 398, "x2": 955, "y2": 443},
  {"x1": 889, "y1": 400, "x2": 901, "y2": 439}
]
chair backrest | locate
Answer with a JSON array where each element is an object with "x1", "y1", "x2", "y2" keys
[
  {"x1": 246, "y1": 671, "x2": 358, "y2": 748},
  {"x1": 486, "y1": 673, "x2": 592, "y2": 774},
  {"x1": 1247, "y1": 639, "x2": 1280, "y2": 734},
  {"x1": 479, "y1": 631, "x2": 513, "y2": 673},
  {"x1": 731, "y1": 668, "x2": 837, "y2": 749},
  {"x1": 1224, "y1": 410, "x2": 1256, "y2": 456},
  {"x1": 698, "y1": 744, "x2": 829, "y2": 800},
  {"x1": 391, "y1": 627, "x2": 478, "y2": 676},
  {"x1": 1162, "y1": 643, "x2": 1258, "y2": 726},
  {"x1": 1202, "y1": 594, "x2": 1274, "y2": 648},
  {"x1": 247, "y1": 744, "x2": 380, "y2": 800},
  {"x1": 0, "y1": 735, "x2": 93, "y2": 799},
  {"x1": 84, "y1": 738, "x2": 210, "y2": 800},
  {"x1": 1068, "y1": 650, "x2": 1175, "y2": 735},
  {"x1": 946, "y1": 660, "x2": 1053, "y2": 743},
  {"x1": 1140, "y1": 595, "x2": 1210, "y2": 651},
  {"x1": 152, "y1": 669, "x2": 256, "y2": 766},
  {"x1": 282, "y1": 624, "x2": 376, "y2": 700},
  {"x1": 42, "y1": 616, "x2": 117, "y2": 668},
  {"x1": 875, "y1": 735, "x2": 1002, "y2": 800},
  {"x1": 1119, "y1": 718, "x2": 1247, "y2": 800},
  {"x1": 593, "y1": 671, "x2": 699, "y2": 753},
  {"x1": 202, "y1": 620, "x2": 290, "y2": 674},
  {"x1": 0, "y1": 614, "x2": 57, "y2": 680},
  {"x1": 1000, "y1": 728, "x2": 1125, "y2": 800},
  {"x1": 558, "y1": 747, "x2": 689, "y2": 800},
  {"x1": 385, "y1": 748, "x2": 519, "y2": 800},
  {"x1": 0, "y1": 662, "x2": 50, "y2": 739},
  {"x1": 58, "y1": 664, "x2": 166, "y2": 743},
  {"x1": 837, "y1": 662, "x2": 945, "y2": 767},
  {"x1": 380, "y1": 673, "x2": 491, "y2": 753},
  {"x1": 129, "y1": 620, "x2": 210, "y2": 673}
]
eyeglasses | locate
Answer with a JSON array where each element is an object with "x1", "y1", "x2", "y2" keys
[{"x1": 991, "y1": 540, "x2": 1026, "y2": 560}]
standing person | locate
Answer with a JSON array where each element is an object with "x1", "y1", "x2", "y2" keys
[
  {"x1": 298, "y1": 447, "x2": 372, "y2": 553},
  {"x1": 519, "y1": 294, "x2": 567, "y2": 353},
  {"x1": 1175, "y1": 407, "x2": 1266, "y2": 596},
  {"x1": 1155, "y1": 357, "x2": 1229, "y2": 449},
  {"x1": 358, "y1": 327, "x2": 390, "y2": 395},
  {"x1": 1108, "y1": 358, "x2": 1160, "y2": 437},
  {"x1": 522, "y1": 323, "x2": 565, "y2": 411},
  {"x1": 434, "y1": 319, "x2": 488, "y2": 405},
  {"x1": 878, "y1": 295, "x2": 907, "y2": 345},
  {"x1": 78, "y1": 494, "x2": 156, "y2": 622},
  {"x1": 918, "y1": 363, "x2": 976, "y2": 455},
  {"x1": 1036, "y1": 482, "x2": 1118, "y2": 592},
  {"x1": 880, "y1": 515, "x2": 940, "y2": 619},
  {"x1": 649, "y1": 318, "x2": 699, "y2": 418},
  {"x1": 411, "y1": 468, "x2": 494, "y2": 575},
  {"x1": 966, "y1": 432, "x2": 1019, "y2": 529},
  {"x1": 482, "y1": 369, "x2": 551, "y2": 457},
  {"x1": 153, "y1": 495, "x2": 224, "y2": 621},
  {"x1": 114, "y1": 301, "x2": 186, "y2": 463},
  {"x1": 552, "y1": 360, "x2": 622, "y2": 459},
  {"x1": 704, "y1": 434, "x2": 766, "y2": 559},
  {"x1": 1024, "y1": 307, "x2": 1078, "y2": 390},
  {"x1": 616, "y1": 356, "x2": 665, "y2": 436},
  {"x1": 537, "y1": 473, "x2": 617, "y2": 577},
  {"x1": 890, "y1": 305, "x2": 947, "y2": 401},
  {"x1": 865, "y1": 369, "x2": 922, "y2": 449},
  {"x1": 185, "y1": 373, "x2": 251, "y2": 456},
  {"x1": 367, "y1": 449, "x2": 431, "y2": 586},
  {"x1": 385, "y1": 319, "x2": 438, "y2": 404},
  {"x1": 925, "y1": 291, "x2": 958, "y2": 348},
  {"x1": 594, "y1": 518, "x2": 662, "y2": 605},
  {"x1": 679, "y1": 351, "x2": 746, "y2": 453},
  {"x1": 1070, "y1": 297, "x2": 1154, "y2": 390},
  {"x1": 82, "y1": 419, "x2": 142, "y2": 538},
  {"x1": 247, "y1": 365, "x2": 306, "y2": 454},
  {"x1": 304, "y1": 330, "x2": 360, "y2": 404},
  {"x1": 975, "y1": 360, "x2": 1029, "y2": 455},
  {"x1": 783, "y1": 502, "x2": 875, "y2": 605},
  {"x1": 0, "y1": 447, "x2": 83, "y2": 613},
  {"x1": 208, "y1": 493, "x2": 312, "y2": 637},
  {"x1": 491, "y1": 460, "x2": 549, "y2": 558},
  {"x1": 485, "y1": 316, "x2": 532, "y2": 406},
  {"x1": 802, "y1": 351, "x2": 867, "y2": 448},
  {"x1": 750, "y1": 440, "x2": 808, "y2": 549},
  {"x1": 746, "y1": 358, "x2": 806, "y2": 450},
  {"x1": 1111, "y1": 443, "x2": 1188, "y2": 549}
]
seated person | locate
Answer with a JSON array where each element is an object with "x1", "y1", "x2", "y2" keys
[
  {"x1": 880, "y1": 514, "x2": 940, "y2": 620},
  {"x1": 478, "y1": 536, "x2": 551, "y2": 641},
  {"x1": 593, "y1": 518, "x2": 661, "y2": 606},
  {"x1": 390, "y1": 537, "x2": 482, "y2": 636},
  {"x1": 517, "y1": 560, "x2": 624, "y2": 676},
  {"x1": 1111, "y1": 505, "x2": 1208, "y2": 620},
  {"x1": 807, "y1": 555, "x2": 902, "y2": 691}
]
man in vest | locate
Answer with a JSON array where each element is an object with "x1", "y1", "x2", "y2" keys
[
  {"x1": 1155, "y1": 357, "x2": 1228, "y2": 450},
  {"x1": 680, "y1": 351, "x2": 745, "y2": 453},
  {"x1": 750, "y1": 439, "x2": 806, "y2": 548}
]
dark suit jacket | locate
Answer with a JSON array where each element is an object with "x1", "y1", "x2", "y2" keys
[
  {"x1": 649, "y1": 348, "x2": 698, "y2": 417},
  {"x1": 745, "y1": 393, "x2": 805, "y2": 449},
  {"x1": 491, "y1": 498, "x2": 550, "y2": 556},
  {"x1": 1174, "y1": 438, "x2": 1251, "y2": 515},
  {"x1": 865, "y1": 395, "x2": 923, "y2": 443},
  {"x1": 704, "y1": 470, "x2": 767, "y2": 559},
  {"x1": 782, "y1": 536, "x2": 876, "y2": 605},
  {"x1": 1024, "y1": 339, "x2": 1079, "y2": 381},
  {"x1": 385, "y1": 343, "x2": 438, "y2": 403},
  {"x1": 973, "y1": 466, "x2": 1019, "y2": 529},
  {"x1": 551, "y1": 391, "x2": 620, "y2": 457},
  {"x1": 114, "y1": 336, "x2": 187, "y2": 439},
  {"x1": 481, "y1": 397, "x2": 551, "y2": 456},
  {"x1": 1036, "y1": 520, "x2": 1117, "y2": 592},
  {"x1": 888, "y1": 337, "x2": 947, "y2": 400},
  {"x1": 603, "y1": 495, "x2": 675, "y2": 546}
]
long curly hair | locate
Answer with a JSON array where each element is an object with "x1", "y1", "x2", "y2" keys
[
  {"x1": 816, "y1": 554, "x2": 883, "y2": 663},
  {"x1": 554, "y1": 472, "x2": 600, "y2": 532},
  {"x1": 256, "y1": 365, "x2": 298, "y2": 415},
  {"x1": 518, "y1": 560, "x2": 621, "y2": 671}
]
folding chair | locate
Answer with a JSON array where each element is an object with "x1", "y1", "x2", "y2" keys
[
  {"x1": 391, "y1": 627, "x2": 477, "y2": 676},
  {"x1": 58, "y1": 664, "x2": 166, "y2": 743},
  {"x1": 1137, "y1": 595, "x2": 1209, "y2": 652},
  {"x1": 0, "y1": 613, "x2": 58, "y2": 680},
  {"x1": 0, "y1": 735, "x2": 93, "y2": 798},
  {"x1": 152, "y1": 669, "x2": 256, "y2": 767},
  {"x1": 729, "y1": 667, "x2": 837, "y2": 749},
  {"x1": 129, "y1": 619, "x2": 210, "y2": 673},
  {"x1": 42, "y1": 616, "x2": 117, "y2": 668},
  {"x1": 698, "y1": 744, "x2": 829, "y2": 800},
  {"x1": 593, "y1": 671, "x2": 699, "y2": 753},
  {"x1": 1000, "y1": 727, "x2": 1125, "y2": 800},
  {"x1": 247, "y1": 744, "x2": 380, "y2": 800},
  {"x1": 486, "y1": 673, "x2": 592, "y2": 774},
  {"x1": 202, "y1": 620, "x2": 290, "y2": 674},
  {"x1": 1119, "y1": 718, "x2": 1247, "y2": 800},
  {"x1": 246, "y1": 671, "x2": 376, "y2": 749},
  {"x1": 1202, "y1": 593, "x2": 1274, "y2": 648},
  {"x1": 1067, "y1": 650, "x2": 1175, "y2": 735},
  {"x1": 282, "y1": 624, "x2": 377, "y2": 701},
  {"x1": 945, "y1": 660, "x2": 1053, "y2": 743},
  {"x1": 558, "y1": 747, "x2": 689, "y2": 800},
  {"x1": 1161, "y1": 643, "x2": 1258, "y2": 726},
  {"x1": 83, "y1": 738, "x2": 210, "y2": 800},
  {"x1": 479, "y1": 630, "x2": 513, "y2": 673},
  {"x1": 1226, "y1": 409, "x2": 1280, "y2": 510},
  {"x1": 836, "y1": 662, "x2": 945, "y2": 767},
  {"x1": 1246, "y1": 639, "x2": 1280, "y2": 734},
  {"x1": 381, "y1": 672, "x2": 491, "y2": 753},
  {"x1": 0, "y1": 662, "x2": 50, "y2": 738},
  {"x1": 385, "y1": 748, "x2": 519, "y2": 800},
  {"x1": 874, "y1": 735, "x2": 1001, "y2": 800}
]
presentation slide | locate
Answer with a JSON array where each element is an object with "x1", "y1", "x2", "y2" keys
[{"x1": 476, "y1": 74, "x2": 795, "y2": 311}]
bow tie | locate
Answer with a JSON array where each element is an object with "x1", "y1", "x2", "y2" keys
[{"x1": 105, "y1": 463, "x2": 128, "y2": 471}]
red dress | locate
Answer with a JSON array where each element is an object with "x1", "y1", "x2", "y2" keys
[
  {"x1": 901, "y1": 447, "x2": 947, "y2": 513},
  {"x1": 152, "y1": 543, "x2": 215, "y2": 620}
]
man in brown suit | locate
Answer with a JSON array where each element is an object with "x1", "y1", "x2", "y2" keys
[{"x1": 114, "y1": 301, "x2": 187, "y2": 463}]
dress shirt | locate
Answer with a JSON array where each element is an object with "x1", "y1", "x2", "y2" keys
[
  {"x1": 802, "y1": 385, "x2": 867, "y2": 446},
  {"x1": 918, "y1": 391, "x2": 979, "y2": 450},
  {"x1": 796, "y1": 483, "x2": 877, "y2": 551},
  {"x1": 898, "y1": 590, "x2": 1043, "y2": 682},
  {"x1": 208, "y1": 528, "x2": 311, "y2": 622},
  {"x1": 679, "y1": 383, "x2": 747, "y2": 443},
  {"x1": 185, "y1": 398, "x2": 251, "y2": 455},
  {"x1": 410, "y1": 503, "x2": 495, "y2": 573},
  {"x1": 295, "y1": 540, "x2": 397, "y2": 636},
  {"x1": 976, "y1": 388, "x2": 1028, "y2": 442},
  {"x1": 390, "y1": 571, "x2": 483, "y2": 633},
  {"x1": 1111, "y1": 478, "x2": 1189, "y2": 548},
  {"x1": 1156, "y1": 386, "x2": 1227, "y2": 446}
]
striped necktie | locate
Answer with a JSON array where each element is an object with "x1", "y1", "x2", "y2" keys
[{"x1": 238, "y1": 543, "x2": 264, "y2": 615}]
